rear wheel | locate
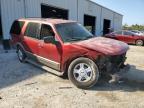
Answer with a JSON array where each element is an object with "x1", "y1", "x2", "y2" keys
[
  {"x1": 136, "y1": 40, "x2": 143, "y2": 46},
  {"x1": 17, "y1": 47, "x2": 26, "y2": 62},
  {"x1": 68, "y1": 57, "x2": 99, "y2": 89}
]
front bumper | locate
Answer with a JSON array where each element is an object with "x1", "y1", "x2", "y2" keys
[{"x1": 97, "y1": 53, "x2": 130, "y2": 83}]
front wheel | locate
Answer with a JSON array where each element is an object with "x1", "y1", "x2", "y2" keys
[
  {"x1": 68, "y1": 57, "x2": 99, "y2": 89},
  {"x1": 136, "y1": 40, "x2": 143, "y2": 46}
]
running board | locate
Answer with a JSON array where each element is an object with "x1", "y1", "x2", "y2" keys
[{"x1": 26, "y1": 59, "x2": 64, "y2": 76}]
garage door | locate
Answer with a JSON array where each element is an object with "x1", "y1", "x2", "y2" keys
[
  {"x1": 103, "y1": 19, "x2": 111, "y2": 35},
  {"x1": 41, "y1": 4, "x2": 68, "y2": 20},
  {"x1": 84, "y1": 15, "x2": 96, "y2": 35}
]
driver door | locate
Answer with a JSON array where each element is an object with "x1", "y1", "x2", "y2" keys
[
  {"x1": 113, "y1": 31, "x2": 123, "y2": 41},
  {"x1": 38, "y1": 24, "x2": 61, "y2": 71},
  {"x1": 122, "y1": 31, "x2": 135, "y2": 44}
]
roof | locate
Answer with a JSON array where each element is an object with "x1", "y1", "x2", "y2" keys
[{"x1": 19, "y1": 18, "x2": 76, "y2": 25}]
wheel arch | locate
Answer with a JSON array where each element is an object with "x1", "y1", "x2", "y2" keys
[
  {"x1": 135, "y1": 39, "x2": 144, "y2": 46},
  {"x1": 67, "y1": 56, "x2": 100, "y2": 88},
  {"x1": 16, "y1": 43, "x2": 25, "y2": 52},
  {"x1": 63, "y1": 55, "x2": 97, "y2": 75}
]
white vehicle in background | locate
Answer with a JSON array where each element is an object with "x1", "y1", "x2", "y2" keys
[
  {"x1": 140, "y1": 31, "x2": 144, "y2": 35},
  {"x1": 130, "y1": 30, "x2": 144, "y2": 36}
]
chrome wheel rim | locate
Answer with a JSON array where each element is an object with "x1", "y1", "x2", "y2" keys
[
  {"x1": 137, "y1": 40, "x2": 143, "y2": 46},
  {"x1": 73, "y1": 63, "x2": 93, "y2": 82},
  {"x1": 18, "y1": 49, "x2": 23, "y2": 61}
]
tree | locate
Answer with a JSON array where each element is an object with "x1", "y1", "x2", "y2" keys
[{"x1": 123, "y1": 24, "x2": 144, "y2": 31}]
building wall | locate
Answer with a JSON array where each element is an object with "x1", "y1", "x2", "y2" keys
[
  {"x1": 77, "y1": 0, "x2": 123, "y2": 36},
  {"x1": 78, "y1": 0, "x2": 102, "y2": 36},
  {"x1": 114, "y1": 13, "x2": 123, "y2": 31},
  {"x1": 101, "y1": 8, "x2": 114, "y2": 30},
  {"x1": 0, "y1": 0, "x2": 25, "y2": 39},
  {"x1": 25, "y1": 0, "x2": 78, "y2": 21},
  {"x1": 0, "y1": 0, "x2": 123, "y2": 39}
]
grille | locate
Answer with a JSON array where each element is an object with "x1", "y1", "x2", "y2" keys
[{"x1": 110, "y1": 53, "x2": 126, "y2": 65}]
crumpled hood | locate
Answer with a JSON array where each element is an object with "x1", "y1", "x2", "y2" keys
[{"x1": 74, "y1": 37, "x2": 129, "y2": 55}]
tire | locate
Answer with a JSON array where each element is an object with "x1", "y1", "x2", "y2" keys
[
  {"x1": 68, "y1": 57, "x2": 99, "y2": 89},
  {"x1": 136, "y1": 40, "x2": 143, "y2": 46},
  {"x1": 17, "y1": 46, "x2": 26, "y2": 62}
]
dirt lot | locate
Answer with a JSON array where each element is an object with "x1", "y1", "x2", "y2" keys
[{"x1": 0, "y1": 45, "x2": 144, "y2": 108}]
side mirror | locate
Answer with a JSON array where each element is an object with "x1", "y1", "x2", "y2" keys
[{"x1": 43, "y1": 36, "x2": 56, "y2": 44}]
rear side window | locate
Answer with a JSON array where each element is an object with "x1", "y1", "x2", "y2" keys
[
  {"x1": 24, "y1": 22, "x2": 40, "y2": 39},
  {"x1": 10, "y1": 21, "x2": 25, "y2": 35},
  {"x1": 123, "y1": 31, "x2": 133, "y2": 36}
]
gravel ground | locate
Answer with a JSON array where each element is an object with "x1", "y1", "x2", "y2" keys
[{"x1": 0, "y1": 45, "x2": 144, "y2": 108}]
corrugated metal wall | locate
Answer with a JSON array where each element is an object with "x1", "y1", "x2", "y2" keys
[
  {"x1": 0, "y1": 0, "x2": 123, "y2": 39},
  {"x1": 114, "y1": 14, "x2": 123, "y2": 31},
  {"x1": 78, "y1": 0, "x2": 102, "y2": 36},
  {"x1": 24, "y1": 0, "x2": 78, "y2": 20},
  {"x1": 1, "y1": 0, "x2": 25, "y2": 39},
  {"x1": 78, "y1": 0, "x2": 123, "y2": 36},
  {"x1": 101, "y1": 8, "x2": 114, "y2": 30}
]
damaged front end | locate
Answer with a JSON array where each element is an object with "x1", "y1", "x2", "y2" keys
[{"x1": 96, "y1": 53, "x2": 130, "y2": 83}]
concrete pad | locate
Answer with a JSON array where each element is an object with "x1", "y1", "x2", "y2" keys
[
  {"x1": 0, "y1": 44, "x2": 16, "y2": 54},
  {"x1": 125, "y1": 66, "x2": 144, "y2": 83},
  {"x1": 0, "y1": 45, "x2": 144, "y2": 108},
  {"x1": 125, "y1": 45, "x2": 144, "y2": 83}
]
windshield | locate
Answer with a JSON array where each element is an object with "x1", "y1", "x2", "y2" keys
[{"x1": 55, "y1": 23, "x2": 94, "y2": 42}]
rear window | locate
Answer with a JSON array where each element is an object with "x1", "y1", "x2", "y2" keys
[
  {"x1": 24, "y1": 22, "x2": 40, "y2": 39},
  {"x1": 10, "y1": 21, "x2": 25, "y2": 35}
]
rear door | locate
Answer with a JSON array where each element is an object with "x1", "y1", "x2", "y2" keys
[
  {"x1": 38, "y1": 24, "x2": 61, "y2": 71},
  {"x1": 113, "y1": 31, "x2": 124, "y2": 41},
  {"x1": 22, "y1": 22, "x2": 41, "y2": 60}
]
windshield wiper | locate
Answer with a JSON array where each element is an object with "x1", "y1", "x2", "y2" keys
[
  {"x1": 71, "y1": 37, "x2": 83, "y2": 40},
  {"x1": 65, "y1": 36, "x2": 94, "y2": 42},
  {"x1": 65, "y1": 38, "x2": 82, "y2": 42}
]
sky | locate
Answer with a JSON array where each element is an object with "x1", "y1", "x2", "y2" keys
[{"x1": 91, "y1": 0, "x2": 144, "y2": 25}]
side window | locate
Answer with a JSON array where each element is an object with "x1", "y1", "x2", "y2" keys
[
  {"x1": 115, "y1": 31, "x2": 122, "y2": 35},
  {"x1": 40, "y1": 24, "x2": 55, "y2": 39},
  {"x1": 10, "y1": 21, "x2": 25, "y2": 35},
  {"x1": 24, "y1": 22, "x2": 40, "y2": 39},
  {"x1": 123, "y1": 31, "x2": 132, "y2": 36}
]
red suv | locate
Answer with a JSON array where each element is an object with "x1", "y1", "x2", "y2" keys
[
  {"x1": 105, "y1": 30, "x2": 144, "y2": 46},
  {"x1": 10, "y1": 18, "x2": 129, "y2": 89}
]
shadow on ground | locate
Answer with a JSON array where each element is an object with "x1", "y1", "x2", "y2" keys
[
  {"x1": 129, "y1": 43, "x2": 144, "y2": 47},
  {"x1": 0, "y1": 52, "x2": 144, "y2": 92},
  {"x1": 90, "y1": 65, "x2": 144, "y2": 92},
  {"x1": 89, "y1": 79, "x2": 144, "y2": 92},
  {"x1": 0, "y1": 52, "x2": 47, "y2": 89}
]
